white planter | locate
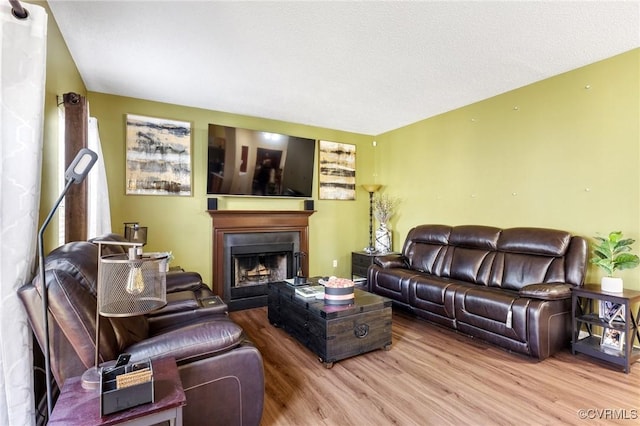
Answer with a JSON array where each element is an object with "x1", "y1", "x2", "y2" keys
[
  {"x1": 375, "y1": 224, "x2": 392, "y2": 254},
  {"x1": 601, "y1": 276, "x2": 624, "y2": 293}
]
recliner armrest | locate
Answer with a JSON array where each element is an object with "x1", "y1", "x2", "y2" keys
[
  {"x1": 166, "y1": 271, "x2": 206, "y2": 293},
  {"x1": 374, "y1": 254, "x2": 407, "y2": 269},
  {"x1": 127, "y1": 318, "x2": 244, "y2": 363},
  {"x1": 147, "y1": 292, "x2": 228, "y2": 332},
  {"x1": 519, "y1": 283, "x2": 573, "y2": 300}
]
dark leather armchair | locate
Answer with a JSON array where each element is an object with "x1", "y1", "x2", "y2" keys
[{"x1": 18, "y1": 238, "x2": 264, "y2": 425}]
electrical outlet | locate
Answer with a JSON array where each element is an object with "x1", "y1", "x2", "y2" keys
[{"x1": 332, "y1": 260, "x2": 338, "y2": 268}]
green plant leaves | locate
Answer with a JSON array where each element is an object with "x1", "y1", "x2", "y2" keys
[{"x1": 589, "y1": 231, "x2": 640, "y2": 276}]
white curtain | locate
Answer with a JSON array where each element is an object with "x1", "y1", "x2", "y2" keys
[
  {"x1": 0, "y1": 3, "x2": 47, "y2": 426},
  {"x1": 87, "y1": 117, "x2": 112, "y2": 239}
]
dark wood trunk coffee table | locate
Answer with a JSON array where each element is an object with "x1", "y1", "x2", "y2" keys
[{"x1": 267, "y1": 280, "x2": 392, "y2": 368}]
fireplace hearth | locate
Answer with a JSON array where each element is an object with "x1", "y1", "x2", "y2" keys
[{"x1": 209, "y1": 210, "x2": 314, "y2": 310}]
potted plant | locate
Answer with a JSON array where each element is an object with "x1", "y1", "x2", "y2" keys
[{"x1": 590, "y1": 231, "x2": 640, "y2": 293}]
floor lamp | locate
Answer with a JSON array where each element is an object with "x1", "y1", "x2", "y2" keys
[
  {"x1": 361, "y1": 184, "x2": 381, "y2": 254},
  {"x1": 38, "y1": 148, "x2": 98, "y2": 418}
]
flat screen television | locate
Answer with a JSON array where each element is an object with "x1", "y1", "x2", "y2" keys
[{"x1": 207, "y1": 124, "x2": 316, "y2": 197}]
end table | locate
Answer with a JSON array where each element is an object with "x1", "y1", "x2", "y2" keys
[
  {"x1": 572, "y1": 284, "x2": 640, "y2": 373},
  {"x1": 351, "y1": 251, "x2": 399, "y2": 290},
  {"x1": 49, "y1": 357, "x2": 186, "y2": 425}
]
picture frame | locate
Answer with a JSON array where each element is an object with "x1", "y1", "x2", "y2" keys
[
  {"x1": 601, "y1": 327, "x2": 624, "y2": 352},
  {"x1": 318, "y1": 140, "x2": 356, "y2": 200},
  {"x1": 125, "y1": 114, "x2": 192, "y2": 196},
  {"x1": 599, "y1": 300, "x2": 625, "y2": 325}
]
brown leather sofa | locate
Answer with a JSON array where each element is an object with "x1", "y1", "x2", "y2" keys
[
  {"x1": 368, "y1": 225, "x2": 588, "y2": 359},
  {"x1": 18, "y1": 236, "x2": 264, "y2": 425}
]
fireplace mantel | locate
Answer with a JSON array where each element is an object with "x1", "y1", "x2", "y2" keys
[{"x1": 208, "y1": 210, "x2": 314, "y2": 306}]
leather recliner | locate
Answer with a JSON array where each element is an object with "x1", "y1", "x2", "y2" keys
[{"x1": 18, "y1": 238, "x2": 264, "y2": 425}]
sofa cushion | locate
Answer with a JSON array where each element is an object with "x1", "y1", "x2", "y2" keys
[
  {"x1": 443, "y1": 247, "x2": 495, "y2": 285},
  {"x1": 498, "y1": 227, "x2": 571, "y2": 256},
  {"x1": 491, "y1": 251, "x2": 567, "y2": 291},
  {"x1": 455, "y1": 287, "x2": 529, "y2": 343},
  {"x1": 44, "y1": 242, "x2": 99, "y2": 294},
  {"x1": 369, "y1": 267, "x2": 416, "y2": 304},
  {"x1": 403, "y1": 225, "x2": 451, "y2": 273},
  {"x1": 449, "y1": 225, "x2": 500, "y2": 250},
  {"x1": 408, "y1": 275, "x2": 459, "y2": 319}
]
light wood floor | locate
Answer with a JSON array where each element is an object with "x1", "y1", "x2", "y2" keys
[{"x1": 230, "y1": 307, "x2": 640, "y2": 426}]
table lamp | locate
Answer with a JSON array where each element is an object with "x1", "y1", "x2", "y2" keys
[
  {"x1": 81, "y1": 241, "x2": 168, "y2": 389},
  {"x1": 124, "y1": 222, "x2": 148, "y2": 245},
  {"x1": 361, "y1": 184, "x2": 382, "y2": 254}
]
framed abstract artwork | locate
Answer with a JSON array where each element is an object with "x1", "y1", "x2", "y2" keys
[
  {"x1": 125, "y1": 114, "x2": 192, "y2": 196},
  {"x1": 318, "y1": 140, "x2": 356, "y2": 200}
]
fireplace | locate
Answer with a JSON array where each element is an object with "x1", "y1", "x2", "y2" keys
[
  {"x1": 232, "y1": 243, "x2": 292, "y2": 288},
  {"x1": 225, "y1": 232, "x2": 298, "y2": 309},
  {"x1": 209, "y1": 210, "x2": 314, "y2": 310}
]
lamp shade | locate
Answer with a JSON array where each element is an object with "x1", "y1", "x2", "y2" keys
[
  {"x1": 98, "y1": 252, "x2": 168, "y2": 317},
  {"x1": 361, "y1": 184, "x2": 382, "y2": 193},
  {"x1": 124, "y1": 222, "x2": 148, "y2": 245}
]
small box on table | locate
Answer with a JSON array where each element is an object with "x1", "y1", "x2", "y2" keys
[{"x1": 100, "y1": 360, "x2": 154, "y2": 416}]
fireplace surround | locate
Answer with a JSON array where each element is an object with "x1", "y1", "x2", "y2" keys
[{"x1": 208, "y1": 210, "x2": 314, "y2": 310}]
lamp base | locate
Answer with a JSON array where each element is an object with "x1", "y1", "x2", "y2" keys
[
  {"x1": 363, "y1": 246, "x2": 377, "y2": 254},
  {"x1": 81, "y1": 366, "x2": 100, "y2": 390}
]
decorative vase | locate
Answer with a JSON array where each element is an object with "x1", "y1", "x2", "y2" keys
[
  {"x1": 601, "y1": 276, "x2": 623, "y2": 293},
  {"x1": 375, "y1": 223, "x2": 392, "y2": 254}
]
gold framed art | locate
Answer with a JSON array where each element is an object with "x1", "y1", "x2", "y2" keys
[
  {"x1": 318, "y1": 140, "x2": 356, "y2": 200},
  {"x1": 125, "y1": 114, "x2": 192, "y2": 196}
]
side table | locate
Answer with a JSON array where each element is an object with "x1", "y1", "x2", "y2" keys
[
  {"x1": 351, "y1": 251, "x2": 399, "y2": 290},
  {"x1": 49, "y1": 357, "x2": 186, "y2": 425},
  {"x1": 572, "y1": 284, "x2": 640, "y2": 373}
]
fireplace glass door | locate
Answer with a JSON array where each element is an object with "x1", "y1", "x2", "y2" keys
[{"x1": 230, "y1": 243, "x2": 293, "y2": 302}]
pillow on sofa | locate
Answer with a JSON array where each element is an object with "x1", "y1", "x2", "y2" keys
[{"x1": 519, "y1": 283, "x2": 573, "y2": 300}]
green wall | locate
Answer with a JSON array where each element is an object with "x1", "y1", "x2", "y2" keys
[
  {"x1": 375, "y1": 49, "x2": 640, "y2": 290},
  {"x1": 34, "y1": 0, "x2": 87, "y2": 250},
  {"x1": 39, "y1": 3, "x2": 640, "y2": 291},
  {"x1": 87, "y1": 94, "x2": 375, "y2": 284}
]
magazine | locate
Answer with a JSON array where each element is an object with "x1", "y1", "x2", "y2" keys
[{"x1": 295, "y1": 285, "x2": 324, "y2": 298}]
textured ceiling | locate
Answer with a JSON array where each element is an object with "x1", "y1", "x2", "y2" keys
[{"x1": 48, "y1": 1, "x2": 640, "y2": 135}]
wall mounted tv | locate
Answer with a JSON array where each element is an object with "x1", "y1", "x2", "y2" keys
[{"x1": 207, "y1": 124, "x2": 316, "y2": 198}]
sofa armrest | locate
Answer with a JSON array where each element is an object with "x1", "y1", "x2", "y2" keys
[
  {"x1": 166, "y1": 271, "x2": 206, "y2": 293},
  {"x1": 127, "y1": 317, "x2": 244, "y2": 363},
  {"x1": 147, "y1": 292, "x2": 228, "y2": 331},
  {"x1": 519, "y1": 283, "x2": 573, "y2": 300},
  {"x1": 374, "y1": 254, "x2": 407, "y2": 269}
]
